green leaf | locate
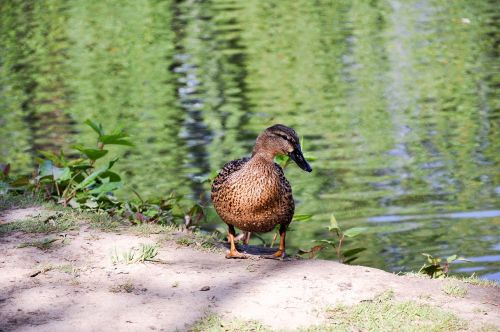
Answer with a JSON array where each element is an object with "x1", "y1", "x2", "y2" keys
[
  {"x1": 344, "y1": 256, "x2": 359, "y2": 264},
  {"x1": 83, "y1": 199, "x2": 99, "y2": 209},
  {"x1": 293, "y1": 214, "x2": 313, "y2": 222},
  {"x1": 456, "y1": 256, "x2": 471, "y2": 262},
  {"x1": 343, "y1": 247, "x2": 366, "y2": 257},
  {"x1": 38, "y1": 160, "x2": 54, "y2": 178},
  {"x1": 39, "y1": 150, "x2": 60, "y2": 164},
  {"x1": 143, "y1": 208, "x2": 160, "y2": 218},
  {"x1": 88, "y1": 181, "x2": 122, "y2": 195},
  {"x1": 446, "y1": 254, "x2": 457, "y2": 262},
  {"x1": 343, "y1": 227, "x2": 367, "y2": 238},
  {"x1": 85, "y1": 119, "x2": 104, "y2": 136},
  {"x1": 314, "y1": 239, "x2": 335, "y2": 246},
  {"x1": 329, "y1": 213, "x2": 339, "y2": 231},
  {"x1": 69, "y1": 163, "x2": 94, "y2": 171},
  {"x1": 75, "y1": 167, "x2": 108, "y2": 189},
  {"x1": 100, "y1": 171, "x2": 121, "y2": 182},
  {"x1": 53, "y1": 167, "x2": 71, "y2": 182},
  {"x1": 68, "y1": 198, "x2": 81, "y2": 209},
  {"x1": 73, "y1": 145, "x2": 108, "y2": 160},
  {"x1": 274, "y1": 154, "x2": 291, "y2": 169},
  {"x1": 99, "y1": 131, "x2": 133, "y2": 146}
]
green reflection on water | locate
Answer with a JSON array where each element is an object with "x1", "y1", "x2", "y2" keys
[{"x1": 1, "y1": 0, "x2": 498, "y2": 280}]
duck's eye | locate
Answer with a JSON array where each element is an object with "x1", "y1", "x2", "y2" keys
[{"x1": 274, "y1": 132, "x2": 293, "y2": 143}]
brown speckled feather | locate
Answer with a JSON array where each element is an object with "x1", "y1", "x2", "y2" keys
[
  {"x1": 211, "y1": 156, "x2": 294, "y2": 233},
  {"x1": 211, "y1": 157, "x2": 250, "y2": 194}
]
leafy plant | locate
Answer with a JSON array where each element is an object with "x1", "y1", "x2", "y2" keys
[
  {"x1": 419, "y1": 253, "x2": 469, "y2": 279},
  {"x1": 307, "y1": 214, "x2": 367, "y2": 263},
  {"x1": 111, "y1": 243, "x2": 159, "y2": 264},
  {"x1": 32, "y1": 119, "x2": 132, "y2": 209},
  {"x1": 2, "y1": 120, "x2": 203, "y2": 228}
]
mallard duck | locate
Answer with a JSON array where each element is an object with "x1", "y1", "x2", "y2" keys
[{"x1": 211, "y1": 124, "x2": 312, "y2": 259}]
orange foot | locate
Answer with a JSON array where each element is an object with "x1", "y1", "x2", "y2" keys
[
  {"x1": 260, "y1": 250, "x2": 286, "y2": 260},
  {"x1": 225, "y1": 250, "x2": 248, "y2": 259}
]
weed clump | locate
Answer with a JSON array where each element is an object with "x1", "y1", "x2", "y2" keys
[
  {"x1": 318, "y1": 291, "x2": 467, "y2": 332},
  {"x1": 442, "y1": 282, "x2": 468, "y2": 298},
  {"x1": 111, "y1": 243, "x2": 159, "y2": 264}
]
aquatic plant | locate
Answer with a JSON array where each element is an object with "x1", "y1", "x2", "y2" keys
[
  {"x1": 419, "y1": 253, "x2": 469, "y2": 279},
  {"x1": 300, "y1": 214, "x2": 367, "y2": 263},
  {"x1": 0, "y1": 120, "x2": 202, "y2": 227}
]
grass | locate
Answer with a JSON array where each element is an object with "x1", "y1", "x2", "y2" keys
[
  {"x1": 304, "y1": 290, "x2": 467, "y2": 332},
  {"x1": 0, "y1": 194, "x2": 124, "y2": 234},
  {"x1": 87, "y1": 211, "x2": 125, "y2": 231},
  {"x1": 33, "y1": 263, "x2": 80, "y2": 277},
  {"x1": 0, "y1": 210, "x2": 80, "y2": 234},
  {"x1": 190, "y1": 313, "x2": 272, "y2": 332},
  {"x1": 130, "y1": 223, "x2": 178, "y2": 236},
  {"x1": 404, "y1": 272, "x2": 498, "y2": 288},
  {"x1": 442, "y1": 282, "x2": 468, "y2": 298},
  {"x1": 111, "y1": 243, "x2": 159, "y2": 264},
  {"x1": 449, "y1": 274, "x2": 499, "y2": 288},
  {"x1": 174, "y1": 231, "x2": 222, "y2": 252},
  {"x1": 0, "y1": 192, "x2": 45, "y2": 210},
  {"x1": 190, "y1": 290, "x2": 468, "y2": 332},
  {"x1": 18, "y1": 237, "x2": 66, "y2": 250}
]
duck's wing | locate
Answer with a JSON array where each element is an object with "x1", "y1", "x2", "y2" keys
[
  {"x1": 211, "y1": 157, "x2": 250, "y2": 193},
  {"x1": 274, "y1": 163, "x2": 294, "y2": 219}
]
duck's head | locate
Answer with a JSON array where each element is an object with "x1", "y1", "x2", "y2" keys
[{"x1": 252, "y1": 124, "x2": 312, "y2": 172}]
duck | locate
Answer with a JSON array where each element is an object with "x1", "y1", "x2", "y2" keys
[{"x1": 211, "y1": 124, "x2": 312, "y2": 259}]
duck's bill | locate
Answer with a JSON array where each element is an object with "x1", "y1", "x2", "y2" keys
[{"x1": 289, "y1": 148, "x2": 312, "y2": 172}]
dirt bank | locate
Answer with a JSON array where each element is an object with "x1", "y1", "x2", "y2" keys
[{"x1": 0, "y1": 207, "x2": 499, "y2": 331}]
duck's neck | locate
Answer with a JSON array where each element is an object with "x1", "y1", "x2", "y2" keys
[
  {"x1": 252, "y1": 134, "x2": 278, "y2": 163},
  {"x1": 250, "y1": 150, "x2": 276, "y2": 167}
]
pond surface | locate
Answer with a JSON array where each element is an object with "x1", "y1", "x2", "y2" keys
[{"x1": 1, "y1": 0, "x2": 499, "y2": 281}]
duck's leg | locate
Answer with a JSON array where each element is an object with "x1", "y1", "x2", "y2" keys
[
  {"x1": 234, "y1": 231, "x2": 251, "y2": 244},
  {"x1": 262, "y1": 224, "x2": 286, "y2": 260},
  {"x1": 243, "y1": 231, "x2": 251, "y2": 245},
  {"x1": 226, "y1": 225, "x2": 247, "y2": 259}
]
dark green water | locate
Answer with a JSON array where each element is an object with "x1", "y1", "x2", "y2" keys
[{"x1": 1, "y1": 0, "x2": 499, "y2": 281}]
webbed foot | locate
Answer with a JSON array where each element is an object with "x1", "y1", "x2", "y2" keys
[
  {"x1": 225, "y1": 250, "x2": 248, "y2": 259},
  {"x1": 260, "y1": 250, "x2": 286, "y2": 260}
]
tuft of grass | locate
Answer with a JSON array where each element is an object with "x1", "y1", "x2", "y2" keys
[
  {"x1": 0, "y1": 192, "x2": 45, "y2": 210},
  {"x1": 190, "y1": 313, "x2": 272, "y2": 332},
  {"x1": 136, "y1": 243, "x2": 159, "y2": 262},
  {"x1": 442, "y1": 282, "x2": 468, "y2": 298},
  {"x1": 403, "y1": 272, "x2": 498, "y2": 288},
  {"x1": 87, "y1": 211, "x2": 125, "y2": 231},
  {"x1": 111, "y1": 247, "x2": 136, "y2": 264},
  {"x1": 33, "y1": 263, "x2": 79, "y2": 276},
  {"x1": 373, "y1": 289, "x2": 395, "y2": 302},
  {"x1": 175, "y1": 231, "x2": 221, "y2": 252},
  {"x1": 130, "y1": 223, "x2": 178, "y2": 236},
  {"x1": 306, "y1": 292, "x2": 466, "y2": 332},
  {"x1": 111, "y1": 243, "x2": 159, "y2": 264},
  {"x1": 0, "y1": 210, "x2": 79, "y2": 234},
  {"x1": 18, "y1": 237, "x2": 65, "y2": 250},
  {"x1": 478, "y1": 323, "x2": 499, "y2": 332},
  {"x1": 109, "y1": 281, "x2": 135, "y2": 293},
  {"x1": 449, "y1": 274, "x2": 498, "y2": 288}
]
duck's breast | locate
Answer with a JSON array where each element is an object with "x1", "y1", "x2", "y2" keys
[{"x1": 211, "y1": 160, "x2": 294, "y2": 232}]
